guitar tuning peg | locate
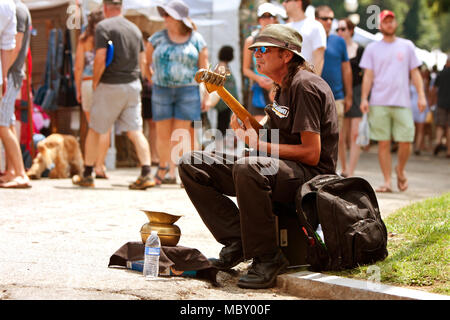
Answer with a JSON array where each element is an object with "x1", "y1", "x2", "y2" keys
[{"x1": 217, "y1": 65, "x2": 226, "y2": 76}]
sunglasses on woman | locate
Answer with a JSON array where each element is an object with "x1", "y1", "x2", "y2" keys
[{"x1": 336, "y1": 27, "x2": 347, "y2": 32}]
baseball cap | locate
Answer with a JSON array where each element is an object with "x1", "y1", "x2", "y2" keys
[
  {"x1": 379, "y1": 10, "x2": 395, "y2": 23},
  {"x1": 248, "y1": 24, "x2": 304, "y2": 60},
  {"x1": 257, "y1": 3, "x2": 287, "y2": 19},
  {"x1": 157, "y1": 0, "x2": 193, "y2": 30}
]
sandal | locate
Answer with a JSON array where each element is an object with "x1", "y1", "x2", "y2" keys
[
  {"x1": 395, "y1": 167, "x2": 408, "y2": 192},
  {"x1": 154, "y1": 165, "x2": 169, "y2": 185},
  {"x1": 95, "y1": 171, "x2": 109, "y2": 179},
  {"x1": 129, "y1": 175, "x2": 156, "y2": 190},
  {"x1": 0, "y1": 176, "x2": 32, "y2": 189},
  {"x1": 375, "y1": 185, "x2": 392, "y2": 193},
  {"x1": 162, "y1": 176, "x2": 177, "y2": 184}
]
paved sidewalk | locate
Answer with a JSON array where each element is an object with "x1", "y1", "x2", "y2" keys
[{"x1": 0, "y1": 149, "x2": 448, "y2": 300}]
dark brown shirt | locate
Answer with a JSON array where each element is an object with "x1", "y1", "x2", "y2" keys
[
  {"x1": 265, "y1": 68, "x2": 338, "y2": 173},
  {"x1": 95, "y1": 16, "x2": 144, "y2": 84}
]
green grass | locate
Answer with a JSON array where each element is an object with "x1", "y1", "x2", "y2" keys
[{"x1": 330, "y1": 192, "x2": 450, "y2": 295}]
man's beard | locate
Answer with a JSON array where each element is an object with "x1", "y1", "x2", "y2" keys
[{"x1": 380, "y1": 28, "x2": 396, "y2": 37}]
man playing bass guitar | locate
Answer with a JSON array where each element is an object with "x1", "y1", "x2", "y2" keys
[{"x1": 179, "y1": 24, "x2": 338, "y2": 289}]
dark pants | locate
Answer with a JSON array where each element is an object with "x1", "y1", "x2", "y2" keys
[{"x1": 178, "y1": 151, "x2": 320, "y2": 259}]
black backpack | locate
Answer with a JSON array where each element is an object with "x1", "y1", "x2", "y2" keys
[{"x1": 295, "y1": 174, "x2": 388, "y2": 271}]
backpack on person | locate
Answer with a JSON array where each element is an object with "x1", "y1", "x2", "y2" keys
[{"x1": 295, "y1": 174, "x2": 388, "y2": 272}]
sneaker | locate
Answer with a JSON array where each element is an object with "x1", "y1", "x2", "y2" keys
[
  {"x1": 129, "y1": 175, "x2": 156, "y2": 190},
  {"x1": 237, "y1": 249, "x2": 289, "y2": 289},
  {"x1": 72, "y1": 175, "x2": 94, "y2": 187}
]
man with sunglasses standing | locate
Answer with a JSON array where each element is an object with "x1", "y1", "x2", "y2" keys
[
  {"x1": 315, "y1": 6, "x2": 352, "y2": 177},
  {"x1": 179, "y1": 24, "x2": 338, "y2": 289},
  {"x1": 283, "y1": 0, "x2": 326, "y2": 75}
]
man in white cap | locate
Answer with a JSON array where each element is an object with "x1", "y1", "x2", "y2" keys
[
  {"x1": 179, "y1": 24, "x2": 338, "y2": 289},
  {"x1": 283, "y1": 0, "x2": 326, "y2": 75},
  {"x1": 243, "y1": 2, "x2": 287, "y2": 120}
]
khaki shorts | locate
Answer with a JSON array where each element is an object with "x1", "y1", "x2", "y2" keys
[
  {"x1": 81, "y1": 80, "x2": 93, "y2": 113},
  {"x1": 90, "y1": 79, "x2": 143, "y2": 134},
  {"x1": 335, "y1": 99, "x2": 345, "y2": 132},
  {"x1": 369, "y1": 105, "x2": 414, "y2": 142}
]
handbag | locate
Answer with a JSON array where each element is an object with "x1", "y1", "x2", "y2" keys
[
  {"x1": 58, "y1": 29, "x2": 78, "y2": 107},
  {"x1": 356, "y1": 113, "x2": 370, "y2": 147}
]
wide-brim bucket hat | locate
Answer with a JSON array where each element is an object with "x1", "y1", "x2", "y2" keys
[
  {"x1": 248, "y1": 24, "x2": 305, "y2": 61},
  {"x1": 157, "y1": 0, "x2": 193, "y2": 30}
]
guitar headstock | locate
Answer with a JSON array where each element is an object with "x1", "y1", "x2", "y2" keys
[{"x1": 195, "y1": 68, "x2": 227, "y2": 93}]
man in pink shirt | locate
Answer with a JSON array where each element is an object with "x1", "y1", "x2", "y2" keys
[{"x1": 359, "y1": 10, "x2": 426, "y2": 193}]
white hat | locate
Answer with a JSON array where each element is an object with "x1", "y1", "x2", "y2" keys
[
  {"x1": 157, "y1": 0, "x2": 193, "y2": 29},
  {"x1": 257, "y1": 2, "x2": 287, "y2": 19}
]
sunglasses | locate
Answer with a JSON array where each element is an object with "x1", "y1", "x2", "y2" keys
[
  {"x1": 336, "y1": 27, "x2": 347, "y2": 32},
  {"x1": 160, "y1": 11, "x2": 169, "y2": 17},
  {"x1": 253, "y1": 46, "x2": 269, "y2": 54},
  {"x1": 318, "y1": 17, "x2": 333, "y2": 22},
  {"x1": 283, "y1": 0, "x2": 298, "y2": 2},
  {"x1": 259, "y1": 14, "x2": 276, "y2": 19}
]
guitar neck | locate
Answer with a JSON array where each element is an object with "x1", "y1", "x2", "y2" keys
[{"x1": 216, "y1": 87, "x2": 263, "y2": 130}]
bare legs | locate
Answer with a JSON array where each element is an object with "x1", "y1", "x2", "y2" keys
[
  {"x1": 84, "y1": 111, "x2": 111, "y2": 177},
  {"x1": 339, "y1": 117, "x2": 362, "y2": 177},
  {"x1": 0, "y1": 125, "x2": 30, "y2": 187},
  {"x1": 377, "y1": 140, "x2": 410, "y2": 192},
  {"x1": 146, "y1": 119, "x2": 159, "y2": 165},
  {"x1": 84, "y1": 127, "x2": 150, "y2": 169},
  {"x1": 155, "y1": 118, "x2": 191, "y2": 181}
]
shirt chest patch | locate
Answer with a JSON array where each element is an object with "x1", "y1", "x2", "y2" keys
[{"x1": 271, "y1": 101, "x2": 290, "y2": 118}]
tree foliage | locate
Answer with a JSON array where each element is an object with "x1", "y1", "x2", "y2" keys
[{"x1": 312, "y1": 0, "x2": 445, "y2": 50}]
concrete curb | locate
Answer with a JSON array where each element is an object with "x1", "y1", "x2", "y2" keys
[{"x1": 277, "y1": 271, "x2": 450, "y2": 300}]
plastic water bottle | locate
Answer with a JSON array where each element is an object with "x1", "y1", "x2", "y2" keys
[
  {"x1": 315, "y1": 224, "x2": 326, "y2": 248},
  {"x1": 143, "y1": 231, "x2": 161, "y2": 279}
]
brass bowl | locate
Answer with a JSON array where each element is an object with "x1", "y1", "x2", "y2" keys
[
  {"x1": 140, "y1": 210, "x2": 182, "y2": 224},
  {"x1": 140, "y1": 222, "x2": 181, "y2": 246}
]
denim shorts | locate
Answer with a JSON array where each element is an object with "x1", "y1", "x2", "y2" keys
[{"x1": 151, "y1": 85, "x2": 201, "y2": 121}]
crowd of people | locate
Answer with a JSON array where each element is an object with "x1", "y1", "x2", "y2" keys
[{"x1": 1, "y1": 0, "x2": 448, "y2": 190}]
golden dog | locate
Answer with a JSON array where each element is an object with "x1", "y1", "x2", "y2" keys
[{"x1": 27, "y1": 134, "x2": 83, "y2": 179}]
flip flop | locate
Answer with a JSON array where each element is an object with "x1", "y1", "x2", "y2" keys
[
  {"x1": 0, "y1": 179, "x2": 32, "y2": 189},
  {"x1": 395, "y1": 166, "x2": 408, "y2": 192},
  {"x1": 375, "y1": 185, "x2": 392, "y2": 193},
  {"x1": 95, "y1": 172, "x2": 109, "y2": 179}
]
